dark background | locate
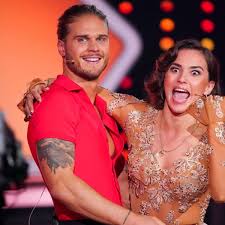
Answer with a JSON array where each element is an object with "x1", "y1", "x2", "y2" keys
[{"x1": 107, "y1": 0, "x2": 225, "y2": 97}]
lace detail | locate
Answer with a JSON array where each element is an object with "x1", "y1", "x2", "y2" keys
[
  {"x1": 107, "y1": 92, "x2": 142, "y2": 116},
  {"x1": 212, "y1": 95, "x2": 224, "y2": 119},
  {"x1": 194, "y1": 98, "x2": 205, "y2": 118},
  {"x1": 215, "y1": 122, "x2": 225, "y2": 144},
  {"x1": 199, "y1": 194, "x2": 211, "y2": 223},
  {"x1": 165, "y1": 210, "x2": 175, "y2": 224},
  {"x1": 106, "y1": 93, "x2": 214, "y2": 224},
  {"x1": 125, "y1": 106, "x2": 212, "y2": 224}
]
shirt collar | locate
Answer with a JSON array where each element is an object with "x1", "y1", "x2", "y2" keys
[
  {"x1": 95, "y1": 96, "x2": 119, "y2": 135},
  {"x1": 54, "y1": 74, "x2": 83, "y2": 92},
  {"x1": 54, "y1": 75, "x2": 122, "y2": 147},
  {"x1": 54, "y1": 75, "x2": 120, "y2": 135}
]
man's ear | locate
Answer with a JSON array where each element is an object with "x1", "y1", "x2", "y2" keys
[
  {"x1": 57, "y1": 40, "x2": 66, "y2": 57},
  {"x1": 204, "y1": 81, "x2": 215, "y2": 96}
]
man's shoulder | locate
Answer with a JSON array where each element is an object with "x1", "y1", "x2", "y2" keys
[
  {"x1": 41, "y1": 83, "x2": 77, "y2": 105},
  {"x1": 31, "y1": 85, "x2": 79, "y2": 120}
]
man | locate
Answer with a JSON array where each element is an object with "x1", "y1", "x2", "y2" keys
[{"x1": 24, "y1": 4, "x2": 164, "y2": 225}]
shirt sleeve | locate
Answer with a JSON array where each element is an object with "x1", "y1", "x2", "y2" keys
[{"x1": 28, "y1": 90, "x2": 79, "y2": 145}]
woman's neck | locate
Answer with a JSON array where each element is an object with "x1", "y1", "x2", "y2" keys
[{"x1": 160, "y1": 104, "x2": 196, "y2": 136}]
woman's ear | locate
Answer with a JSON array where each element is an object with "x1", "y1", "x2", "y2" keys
[
  {"x1": 57, "y1": 40, "x2": 66, "y2": 57},
  {"x1": 204, "y1": 81, "x2": 215, "y2": 96}
]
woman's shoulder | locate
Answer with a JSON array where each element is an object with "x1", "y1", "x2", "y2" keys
[
  {"x1": 97, "y1": 87, "x2": 157, "y2": 125},
  {"x1": 107, "y1": 92, "x2": 146, "y2": 114},
  {"x1": 98, "y1": 87, "x2": 153, "y2": 114}
]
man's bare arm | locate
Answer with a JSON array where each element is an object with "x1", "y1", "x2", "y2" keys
[
  {"x1": 37, "y1": 138, "x2": 165, "y2": 225},
  {"x1": 37, "y1": 138, "x2": 74, "y2": 173}
]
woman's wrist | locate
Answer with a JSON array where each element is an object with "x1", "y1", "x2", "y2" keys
[{"x1": 28, "y1": 78, "x2": 46, "y2": 93}]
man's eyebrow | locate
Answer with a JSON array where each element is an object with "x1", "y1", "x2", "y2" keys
[
  {"x1": 98, "y1": 34, "x2": 108, "y2": 37},
  {"x1": 73, "y1": 34, "x2": 109, "y2": 39},
  {"x1": 73, "y1": 35, "x2": 89, "y2": 39}
]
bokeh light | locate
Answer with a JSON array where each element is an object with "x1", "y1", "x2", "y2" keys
[
  {"x1": 200, "y1": 0, "x2": 215, "y2": 14},
  {"x1": 201, "y1": 38, "x2": 215, "y2": 51},
  {"x1": 118, "y1": 1, "x2": 134, "y2": 15},
  {"x1": 159, "y1": 18, "x2": 175, "y2": 32},
  {"x1": 159, "y1": 37, "x2": 175, "y2": 51},
  {"x1": 200, "y1": 19, "x2": 215, "y2": 33},
  {"x1": 160, "y1": 0, "x2": 175, "y2": 13},
  {"x1": 120, "y1": 76, "x2": 133, "y2": 89}
]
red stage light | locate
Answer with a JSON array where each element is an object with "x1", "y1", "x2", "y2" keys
[
  {"x1": 160, "y1": 0, "x2": 174, "y2": 12},
  {"x1": 200, "y1": 0, "x2": 215, "y2": 14},
  {"x1": 200, "y1": 19, "x2": 215, "y2": 33},
  {"x1": 120, "y1": 76, "x2": 133, "y2": 89},
  {"x1": 118, "y1": 1, "x2": 134, "y2": 15}
]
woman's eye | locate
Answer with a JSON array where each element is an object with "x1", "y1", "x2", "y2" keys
[
  {"x1": 192, "y1": 70, "x2": 201, "y2": 76},
  {"x1": 170, "y1": 67, "x2": 179, "y2": 73}
]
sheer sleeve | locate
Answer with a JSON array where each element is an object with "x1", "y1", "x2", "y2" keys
[
  {"x1": 106, "y1": 92, "x2": 142, "y2": 116},
  {"x1": 97, "y1": 87, "x2": 144, "y2": 127},
  {"x1": 188, "y1": 95, "x2": 225, "y2": 202}
]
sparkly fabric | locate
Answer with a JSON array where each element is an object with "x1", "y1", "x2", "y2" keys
[
  {"x1": 212, "y1": 96, "x2": 224, "y2": 119},
  {"x1": 215, "y1": 122, "x2": 225, "y2": 144},
  {"x1": 188, "y1": 95, "x2": 225, "y2": 215},
  {"x1": 107, "y1": 92, "x2": 141, "y2": 116},
  {"x1": 107, "y1": 93, "x2": 216, "y2": 225}
]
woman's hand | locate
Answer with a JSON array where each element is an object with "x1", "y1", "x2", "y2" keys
[
  {"x1": 17, "y1": 78, "x2": 53, "y2": 121},
  {"x1": 187, "y1": 95, "x2": 225, "y2": 125},
  {"x1": 188, "y1": 95, "x2": 225, "y2": 201}
]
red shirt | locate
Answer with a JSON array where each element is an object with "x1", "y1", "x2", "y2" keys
[{"x1": 28, "y1": 75, "x2": 124, "y2": 220}]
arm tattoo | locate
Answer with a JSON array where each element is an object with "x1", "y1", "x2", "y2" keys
[{"x1": 37, "y1": 138, "x2": 75, "y2": 173}]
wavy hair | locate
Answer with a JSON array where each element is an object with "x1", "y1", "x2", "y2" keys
[{"x1": 145, "y1": 39, "x2": 221, "y2": 109}]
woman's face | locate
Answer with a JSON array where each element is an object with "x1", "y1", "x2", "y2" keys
[{"x1": 164, "y1": 49, "x2": 215, "y2": 114}]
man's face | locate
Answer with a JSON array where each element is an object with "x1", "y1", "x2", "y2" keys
[{"x1": 58, "y1": 14, "x2": 109, "y2": 81}]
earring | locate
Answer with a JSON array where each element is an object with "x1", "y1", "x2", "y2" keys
[{"x1": 195, "y1": 98, "x2": 205, "y2": 118}]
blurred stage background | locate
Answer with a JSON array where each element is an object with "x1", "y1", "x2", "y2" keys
[{"x1": 0, "y1": 0, "x2": 225, "y2": 225}]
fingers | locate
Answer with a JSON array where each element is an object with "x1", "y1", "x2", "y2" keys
[
  {"x1": 43, "y1": 86, "x2": 50, "y2": 92},
  {"x1": 24, "y1": 93, "x2": 34, "y2": 117},
  {"x1": 23, "y1": 83, "x2": 50, "y2": 121},
  {"x1": 39, "y1": 84, "x2": 49, "y2": 94},
  {"x1": 30, "y1": 87, "x2": 42, "y2": 103},
  {"x1": 29, "y1": 83, "x2": 47, "y2": 102}
]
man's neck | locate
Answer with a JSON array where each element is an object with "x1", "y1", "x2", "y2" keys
[
  {"x1": 64, "y1": 72, "x2": 99, "y2": 104},
  {"x1": 79, "y1": 80, "x2": 99, "y2": 104}
]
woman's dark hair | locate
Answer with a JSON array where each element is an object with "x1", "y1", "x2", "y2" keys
[
  {"x1": 145, "y1": 38, "x2": 221, "y2": 109},
  {"x1": 57, "y1": 4, "x2": 108, "y2": 40}
]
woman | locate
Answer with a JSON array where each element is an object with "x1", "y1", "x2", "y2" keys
[{"x1": 19, "y1": 39, "x2": 225, "y2": 225}]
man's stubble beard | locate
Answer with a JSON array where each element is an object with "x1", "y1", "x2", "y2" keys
[{"x1": 67, "y1": 58, "x2": 108, "y2": 81}]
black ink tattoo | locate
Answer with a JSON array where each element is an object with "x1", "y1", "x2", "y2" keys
[{"x1": 37, "y1": 138, "x2": 75, "y2": 173}]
